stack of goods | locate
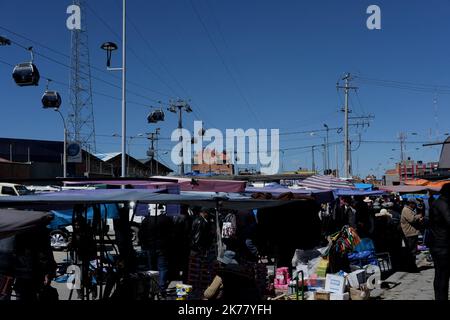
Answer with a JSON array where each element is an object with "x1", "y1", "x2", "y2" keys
[
  {"x1": 325, "y1": 226, "x2": 361, "y2": 273},
  {"x1": 329, "y1": 226, "x2": 361, "y2": 256},
  {"x1": 348, "y1": 238, "x2": 378, "y2": 268},
  {"x1": 274, "y1": 267, "x2": 290, "y2": 292},
  {"x1": 176, "y1": 284, "x2": 193, "y2": 300}
]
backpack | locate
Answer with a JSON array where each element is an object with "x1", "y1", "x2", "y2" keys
[{"x1": 221, "y1": 213, "x2": 237, "y2": 239}]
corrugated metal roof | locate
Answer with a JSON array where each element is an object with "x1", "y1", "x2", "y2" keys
[{"x1": 95, "y1": 152, "x2": 121, "y2": 162}]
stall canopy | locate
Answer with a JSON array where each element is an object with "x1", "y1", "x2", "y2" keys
[
  {"x1": 0, "y1": 188, "x2": 304, "y2": 211},
  {"x1": 245, "y1": 185, "x2": 335, "y2": 203},
  {"x1": 354, "y1": 183, "x2": 374, "y2": 191},
  {"x1": 298, "y1": 174, "x2": 355, "y2": 190},
  {"x1": 65, "y1": 177, "x2": 247, "y2": 193},
  {"x1": 63, "y1": 180, "x2": 176, "y2": 189},
  {"x1": 152, "y1": 176, "x2": 247, "y2": 193},
  {"x1": 0, "y1": 209, "x2": 52, "y2": 239},
  {"x1": 379, "y1": 185, "x2": 441, "y2": 193},
  {"x1": 333, "y1": 189, "x2": 386, "y2": 197}
]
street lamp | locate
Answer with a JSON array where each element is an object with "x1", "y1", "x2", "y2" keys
[
  {"x1": 42, "y1": 79, "x2": 66, "y2": 178},
  {"x1": 101, "y1": 0, "x2": 126, "y2": 178},
  {"x1": 168, "y1": 100, "x2": 192, "y2": 175},
  {"x1": 45, "y1": 109, "x2": 67, "y2": 179},
  {"x1": 0, "y1": 35, "x2": 11, "y2": 46}
]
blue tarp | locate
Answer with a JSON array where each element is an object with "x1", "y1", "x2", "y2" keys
[
  {"x1": 333, "y1": 189, "x2": 386, "y2": 197},
  {"x1": 49, "y1": 203, "x2": 120, "y2": 229},
  {"x1": 354, "y1": 183, "x2": 373, "y2": 191}
]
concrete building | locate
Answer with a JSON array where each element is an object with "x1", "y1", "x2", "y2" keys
[
  {"x1": 383, "y1": 160, "x2": 439, "y2": 185},
  {"x1": 95, "y1": 152, "x2": 173, "y2": 177}
]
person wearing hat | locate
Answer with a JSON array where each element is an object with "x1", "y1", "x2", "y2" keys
[
  {"x1": 429, "y1": 183, "x2": 450, "y2": 300},
  {"x1": 400, "y1": 198, "x2": 424, "y2": 272},
  {"x1": 203, "y1": 250, "x2": 260, "y2": 301}
]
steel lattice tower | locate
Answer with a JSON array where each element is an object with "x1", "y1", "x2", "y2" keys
[{"x1": 68, "y1": 0, "x2": 96, "y2": 152}]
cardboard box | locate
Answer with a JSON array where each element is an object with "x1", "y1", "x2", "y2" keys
[
  {"x1": 349, "y1": 287, "x2": 370, "y2": 300},
  {"x1": 314, "y1": 290, "x2": 330, "y2": 300},
  {"x1": 325, "y1": 274, "x2": 346, "y2": 294},
  {"x1": 348, "y1": 270, "x2": 366, "y2": 289},
  {"x1": 330, "y1": 292, "x2": 350, "y2": 300}
]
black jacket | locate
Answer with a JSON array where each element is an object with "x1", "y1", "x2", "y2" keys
[
  {"x1": 190, "y1": 215, "x2": 213, "y2": 253},
  {"x1": 429, "y1": 196, "x2": 450, "y2": 250},
  {"x1": 139, "y1": 215, "x2": 173, "y2": 252}
]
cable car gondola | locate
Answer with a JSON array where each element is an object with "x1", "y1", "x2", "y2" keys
[
  {"x1": 12, "y1": 62, "x2": 40, "y2": 87},
  {"x1": 42, "y1": 90, "x2": 62, "y2": 109},
  {"x1": 147, "y1": 109, "x2": 165, "y2": 123},
  {"x1": 12, "y1": 47, "x2": 40, "y2": 87}
]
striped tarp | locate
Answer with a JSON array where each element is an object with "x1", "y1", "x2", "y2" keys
[{"x1": 298, "y1": 174, "x2": 355, "y2": 190}]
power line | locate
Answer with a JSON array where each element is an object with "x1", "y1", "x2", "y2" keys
[
  {"x1": 355, "y1": 75, "x2": 450, "y2": 95},
  {"x1": 113, "y1": 2, "x2": 219, "y2": 129},
  {"x1": 0, "y1": 25, "x2": 172, "y2": 99},
  {"x1": 188, "y1": 0, "x2": 263, "y2": 127},
  {"x1": 8, "y1": 38, "x2": 164, "y2": 105},
  {"x1": 0, "y1": 57, "x2": 150, "y2": 108}
]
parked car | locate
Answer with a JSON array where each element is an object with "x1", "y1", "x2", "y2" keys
[{"x1": 0, "y1": 182, "x2": 34, "y2": 196}]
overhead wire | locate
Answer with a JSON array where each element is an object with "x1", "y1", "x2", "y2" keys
[
  {"x1": 0, "y1": 25, "x2": 173, "y2": 100},
  {"x1": 0, "y1": 57, "x2": 151, "y2": 108},
  {"x1": 112, "y1": 1, "x2": 219, "y2": 128},
  {"x1": 188, "y1": 0, "x2": 263, "y2": 127}
]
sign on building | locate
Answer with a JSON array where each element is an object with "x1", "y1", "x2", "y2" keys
[{"x1": 67, "y1": 142, "x2": 82, "y2": 163}]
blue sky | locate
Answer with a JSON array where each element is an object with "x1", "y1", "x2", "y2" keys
[{"x1": 1, "y1": 0, "x2": 449, "y2": 177}]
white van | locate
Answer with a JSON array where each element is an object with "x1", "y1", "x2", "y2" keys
[{"x1": 0, "y1": 183, "x2": 33, "y2": 196}]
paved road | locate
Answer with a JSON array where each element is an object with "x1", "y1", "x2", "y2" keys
[{"x1": 380, "y1": 253, "x2": 450, "y2": 300}]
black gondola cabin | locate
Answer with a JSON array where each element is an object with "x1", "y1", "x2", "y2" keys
[
  {"x1": 42, "y1": 91, "x2": 62, "y2": 109},
  {"x1": 12, "y1": 62, "x2": 40, "y2": 86}
]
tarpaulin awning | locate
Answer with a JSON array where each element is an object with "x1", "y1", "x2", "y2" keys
[
  {"x1": 245, "y1": 186, "x2": 335, "y2": 203},
  {"x1": 333, "y1": 189, "x2": 386, "y2": 197},
  {"x1": 354, "y1": 183, "x2": 373, "y2": 191},
  {"x1": 63, "y1": 180, "x2": 177, "y2": 189},
  {"x1": 379, "y1": 185, "x2": 441, "y2": 193},
  {"x1": 0, "y1": 189, "x2": 302, "y2": 211},
  {"x1": 0, "y1": 209, "x2": 52, "y2": 239},
  {"x1": 49, "y1": 203, "x2": 120, "y2": 229},
  {"x1": 298, "y1": 174, "x2": 355, "y2": 190},
  {"x1": 403, "y1": 179, "x2": 430, "y2": 186},
  {"x1": 152, "y1": 176, "x2": 247, "y2": 193}
]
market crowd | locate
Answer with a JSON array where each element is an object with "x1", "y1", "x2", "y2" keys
[{"x1": 1, "y1": 184, "x2": 450, "y2": 301}]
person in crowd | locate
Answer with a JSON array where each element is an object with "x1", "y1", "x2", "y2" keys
[
  {"x1": 0, "y1": 222, "x2": 56, "y2": 301},
  {"x1": 400, "y1": 198, "x2": 424, "y2": 272},
  {"x1": 342, "y1": 196, "x2": 357, "y2": 229},
  {"x1": 373, "y1": 204, "x2": 402, "y2": 271},
  {"x1": 203, "y1": 250, "x2": 260, "y2": 301},
  {"x1": 187, "y1": 207, "x2": 216, "y2": 299},
  {"x1": 169, "y1": 205, "x2": 192, "y2": 282},
  {"x1": 428, "y1": 183, "x2": 450, "y2": 300},
  {"x1": 354, "y1": 196, "x2": 374, "y2": 238},
  {"x1": 237, "y1": 210, "x2": 259, "y2": 262},
  {"x1": 138, "y1": 205, "x2": 173, "y2": 290}
]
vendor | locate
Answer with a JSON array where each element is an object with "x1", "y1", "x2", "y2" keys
[{"x1": 203, "y1": 250, "x2": 260, "y2": 301}]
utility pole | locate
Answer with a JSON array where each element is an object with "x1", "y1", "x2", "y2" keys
[
  {"x1": 311, "y1": 146, "x2": 316, "y2": 173},
  {"x1": 399, "y1": 132, "x2": 406, "y2": 163},
  {"x1": 168, "y1": 100, "x2": 192, "y2": 176},
  {"x1": 335, "y1": 144, "x2": 339, "y2": 178},
  {"x1": 337, "y1": 73, "x2": 358, "y2": 178},
  {"x1": 322, "y1": 139, "x2": 327, "y2": 174},
  {"x1": 147, "y1": 129, "x2": 160, "y2": 176},
  {"x1": 324, "y1": 124, "x2": 330, "y2": 172}
]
